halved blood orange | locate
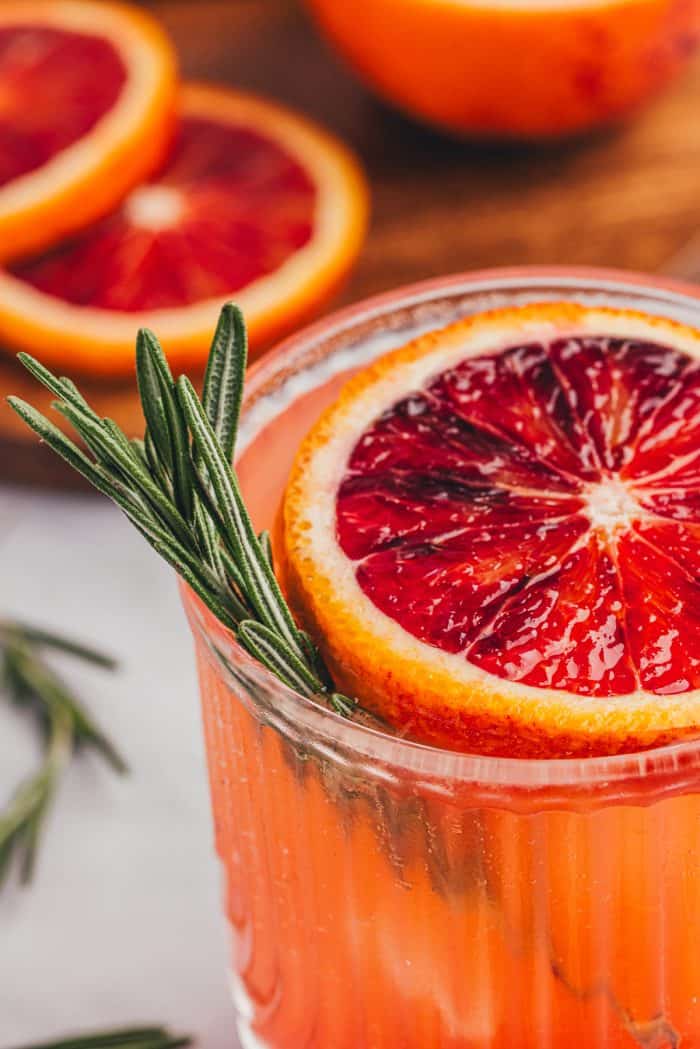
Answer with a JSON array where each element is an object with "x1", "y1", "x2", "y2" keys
[
  {"x1": 0, "y1": 83, "x2": 369, "y2": 377},
  {"x1": 282, "y1": 303, "x2": 700, "y2": 758},
  {"x1": 0, "y1": 0, "x2": 177, "y2": 261},
  {"x1": 305, "y1": 0, "x2": 700, "y2": 139}
]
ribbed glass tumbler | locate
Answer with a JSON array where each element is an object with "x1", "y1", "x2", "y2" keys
[{"x1": 183, "y1": 269, "x2": 700, "y2": 1049}]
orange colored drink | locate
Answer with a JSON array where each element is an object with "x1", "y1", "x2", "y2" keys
[{"x1": 183, "y1": 270, "x2": 700, "y2": 1048}]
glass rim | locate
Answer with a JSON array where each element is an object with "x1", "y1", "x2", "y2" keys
[{"x1": 185, "y1": 265, "x2": 700, "y2": 796}]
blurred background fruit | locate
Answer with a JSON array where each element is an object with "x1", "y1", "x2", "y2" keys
[
  {"x1": 0, "y1": 1, "x2": 177, "y2": 259},
  {"x1": 0, "y1": 82, "x2": 368, "y2": 376},
  {"x1": 304, "y1": 0, "x2": 700, "y2": 138},
  {"x1": 3, "y1": 0, "x2": 700, "y2": 487}
]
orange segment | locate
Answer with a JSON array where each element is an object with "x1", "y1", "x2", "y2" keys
[
  {"x1": 0, "y1": 1, "x2": 177, "y2": 260},
  {"x1": 0, "y1": 83, "x2": 369, "y2": 376},
  {"x1": 282, "y1": 303, "x2": 700, "y2": 757},
  {"x1": 304, "y1": 0, "x2": 700, "y2": 138}
]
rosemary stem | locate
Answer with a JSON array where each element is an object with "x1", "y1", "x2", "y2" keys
[{"x1": 8, "y1": 305, "x2": 357, "y2": 722}]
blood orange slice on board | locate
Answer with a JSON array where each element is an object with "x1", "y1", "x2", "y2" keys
[
  {"x1": 0, "y1": 83, "x2": 368, "y2": 376},
  {"x1": 0, "y1": 0, "x2": 177, "y2": 261},
  {"x1": 282, "y1": 303, "x2": 700, "y2": 758}
]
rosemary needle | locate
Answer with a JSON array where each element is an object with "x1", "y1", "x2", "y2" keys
[
  {"x1": 0, "y1": 621, "x2": 123, "y2": 886},
  {"x1": 7, "y1": 1026, "x2": 191, "y2": 1049},
  {"x1": 8, "y1": 303, "x2": 356, "y2": 720}
]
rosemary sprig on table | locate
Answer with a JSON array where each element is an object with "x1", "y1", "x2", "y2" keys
[
  {"x1": 9, "y1": 1026, "x2": 190, "y2": 1049},
  {"x1": 7, "y1": 304, "x2": 355, "y2": 718},
  {"x1": 0, "y1": 620, "x2": 123, "y2": 886}
]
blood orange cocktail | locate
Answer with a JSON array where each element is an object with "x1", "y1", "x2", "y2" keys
[{"x1": 182, "y1": 270, "x2": 700, "y2": 1049}]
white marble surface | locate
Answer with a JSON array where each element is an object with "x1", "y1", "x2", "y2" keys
[{"x1": 0, "y1": 485, "x2": 238, "y2": 1047}]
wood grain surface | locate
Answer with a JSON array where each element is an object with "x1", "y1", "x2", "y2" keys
[{"x1": 3, "y1": 0, "x2": 700, "y2": 486}]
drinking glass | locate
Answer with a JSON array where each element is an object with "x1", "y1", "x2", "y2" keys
[{"x1": 182, "y1": 268, "x2": 700, "y2": 1049}]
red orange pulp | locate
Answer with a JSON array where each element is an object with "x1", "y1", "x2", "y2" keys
[{"x1": 282, "y1": 303, "x2": 700, "y2": 756}]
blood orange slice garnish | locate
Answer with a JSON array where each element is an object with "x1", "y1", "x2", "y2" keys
[
  {"x1": 0, "y1": 83, "x2": 368, "y2": 376},
  {"x1": 0, "y1": 1, "x2": 177, "y2": 261},
  {"x1": 282, "y1": 303, "x2": 700, "y2": 757}
]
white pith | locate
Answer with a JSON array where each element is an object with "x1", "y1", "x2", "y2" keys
[
  {"x1": 124, "y1": 185, "x2": 185, "y2": 231},
  {"x1": 287, "y1": 304, "x2": 700, "y2": 727}
]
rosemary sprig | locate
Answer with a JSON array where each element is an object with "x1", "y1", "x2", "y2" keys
[
  {"x1": 7, "y1": 1026, "x2": 191, "y2": 1049},
  {"x1": 0, "y1": 621, "x2": 123, "y2": 885},
  {"x1": 8, "y1": 304, "x2": 355, "y2": 719}
]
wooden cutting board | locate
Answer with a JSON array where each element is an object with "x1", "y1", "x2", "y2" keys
[{"x1": 3, "y1": 0, "x2": 700, "y2": 487}]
